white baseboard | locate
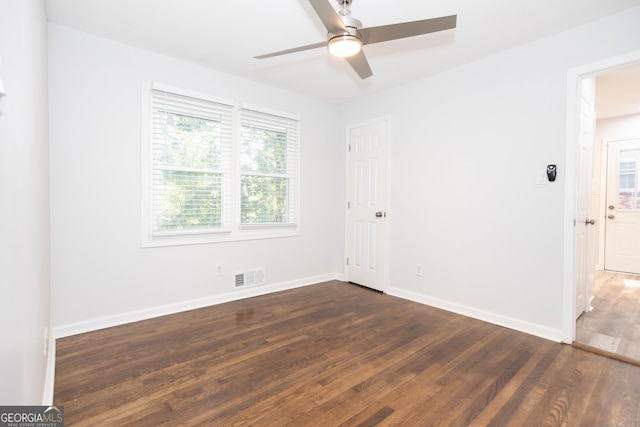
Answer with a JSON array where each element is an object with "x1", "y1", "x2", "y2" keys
[
  {"x1": 42, "y1": 332, "x2": 56, "y2": 405},
  {"x1": 386, "y1": 286, "x2": 563, "y2": 343},
  {"x1": 53, "y1": 273, "x2": 341, "y2": 339}
]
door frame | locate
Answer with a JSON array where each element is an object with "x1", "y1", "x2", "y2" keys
[
  {"x1": 344, "y1": 116, "x2": 392, "y2": 291},
  {"x1": 562, "y1": 50, "x2": 640, "y2": 343}
]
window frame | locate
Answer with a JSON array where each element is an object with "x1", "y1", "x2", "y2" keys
[{"x1": 141, "y1": 83, "x2": 300, "y2": 247}]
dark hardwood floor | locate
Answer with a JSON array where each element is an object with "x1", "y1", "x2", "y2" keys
[
  {"x1": 576, "y1": 270, "x2": 640, "y2": 364},
  {"x1": 55, "y1": 281, "x2": 640, "y2": 426}
]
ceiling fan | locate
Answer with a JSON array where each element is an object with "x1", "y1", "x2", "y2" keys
[{"x1": 255, "y1": 0, "x2": 457, "y2": 79}]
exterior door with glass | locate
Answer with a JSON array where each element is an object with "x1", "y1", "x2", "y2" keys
[{"x1": 605, "y1": 138, "x2": 640, "y2": 274}]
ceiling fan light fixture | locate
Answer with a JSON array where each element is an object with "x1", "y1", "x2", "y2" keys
[{"x1": 328, "y1": 34, "x2": 362, "y2": 57}]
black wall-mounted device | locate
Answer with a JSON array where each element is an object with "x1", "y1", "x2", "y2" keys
[{"x1": 547, "y1": 164, "x2": 557, "y2": 182}]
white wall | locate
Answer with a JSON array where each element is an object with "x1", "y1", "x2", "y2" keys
[
  {"x1": 49, "y1": 24, "x2": 344, "y2": 335},
  {"x1": 46, "y1": 3, "x2": 640, "y2": 344},
  {"x1": 0, "y1": 0, "x2": 51, "y2": 404},
  {"x1": 336, "y1": 6, "x2": 640, "y2": 340}
]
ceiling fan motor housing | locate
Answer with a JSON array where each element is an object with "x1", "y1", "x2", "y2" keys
[
  {"x1": 329, "y1": 0, "x2": 362, "y2": 47},
  {"x1": 339, "y1": 15, "x2": 362, "y2": 31},
  {"x1": 332, "y1": 0, "x2": 362, "y2": 45}
]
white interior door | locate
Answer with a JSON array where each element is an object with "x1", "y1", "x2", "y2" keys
[
  {"x1": 347, "y1": 121, "x2": 387, "y2": 291},
  {"x1": 604, "y1": 138, "x2": 640, "y2": 274},
  {"x1": 575, "y1": 78, "x2": 596, "y2": 319}
]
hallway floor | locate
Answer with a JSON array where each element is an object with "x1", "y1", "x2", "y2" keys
[{"x1": 575, "y1": 270, "x2": 640, "y2": 364}]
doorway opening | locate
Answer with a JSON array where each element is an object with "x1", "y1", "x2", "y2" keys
[{"x1": 567, "y1": 55, "x2": 640, "y2": 363}]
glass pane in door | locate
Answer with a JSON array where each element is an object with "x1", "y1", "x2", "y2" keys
[{"x1": 618, "y1": 149, "x2": 640, "y2": 210}]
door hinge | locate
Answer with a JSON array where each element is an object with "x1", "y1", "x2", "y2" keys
[
  {"x1": 347, "y1": 201, "x2": 350, "y2": 209},
  {"x1": 348, "y1": 144, "x2": 351, "y2": 152},
  {"x1": 346, "y1": 258, "x2": 349, "y2": 266}
]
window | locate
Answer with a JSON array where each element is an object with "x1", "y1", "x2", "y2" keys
[
  {"x1": 239, "y1": 108, "x2": 298, "y2": 226},
  {"x1": 618, "y1": 150, "x2": 640, "y2": 210},
  {"x1": 619, "y1": 160, "x2": 636, "y2": 191},
  {"x1": 142, "y1": 83, "x2": 300, "y2": 247},
  {"x1": 150, "y1": 88, "x2": 233, "y2": 235}
]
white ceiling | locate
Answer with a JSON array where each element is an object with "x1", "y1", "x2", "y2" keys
[{"x1": 45, "y1": 0, "x2": 640, "y2": 107}]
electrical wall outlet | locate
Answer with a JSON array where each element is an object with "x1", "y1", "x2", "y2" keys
[
  {"x1": 216, "y1": 264, "x2": 224, "y2": 276},
  {"x1": 416, "y1": 264, "x2": 423, "y2": 276}
]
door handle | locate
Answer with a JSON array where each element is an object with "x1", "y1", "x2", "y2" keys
[
  {"x1": 585, "y1": 218, "x2": 595, "y2": 225},
  {"x1": 375, "y1": 211, "x2": 383, "y2": 218},
  {"x1": 608, "y1": 214, "x2": 615, "y2": 219}
]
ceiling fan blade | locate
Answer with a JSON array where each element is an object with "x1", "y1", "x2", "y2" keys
[
  {"x1": 345, "y1": 51, "x2": 373, "y2": 80},
  {"x1": 254, "y1": 42, "x2": 327, "y2": 59},
  {"x1": 359, "y1": 15, "x2": 457, "y2": 45},
  {"x1": 308, "y1": 0, "x2": 347, "y2": 34}
]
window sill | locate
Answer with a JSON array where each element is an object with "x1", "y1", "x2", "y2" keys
[{"x1": 141, "y1": 227, "x2": 300, "y2": 248}]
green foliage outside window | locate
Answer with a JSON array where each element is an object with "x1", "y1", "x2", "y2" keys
[
  {"x1": 154, "y1": 111, "x2": 223, "y2": 231},
  {"x1": 156, "y1": 170, "x2": 222, "y2": 230},
  {"x1": 240, "y1": 124, "x2": 289, "y2": 224}
]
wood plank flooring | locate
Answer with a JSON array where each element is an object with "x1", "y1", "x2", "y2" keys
[
  {"x1": 576, "y1": 270, "x2": 640, "y2": 364},
  {"x1": 55, "y1": 281, "x2": 640, "y2": 426}
]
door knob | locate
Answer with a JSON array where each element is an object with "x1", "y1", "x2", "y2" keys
[
  {"x1": 585, "y1": 218, "x2": 595, "y2": 225},
  {"x1": 608, "y1": 214, "x2": 615, "y2": 219},
  {"x1": 375, "y1": 211, "x2": 383, "y2": 218}
]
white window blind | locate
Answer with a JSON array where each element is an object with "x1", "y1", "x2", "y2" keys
[
  {"x1": 150, "y1": 89, "x2": 233, "y2": 235},
  {"x1": 239, "y1": 108, "x2": 299, "y2": 227}
]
